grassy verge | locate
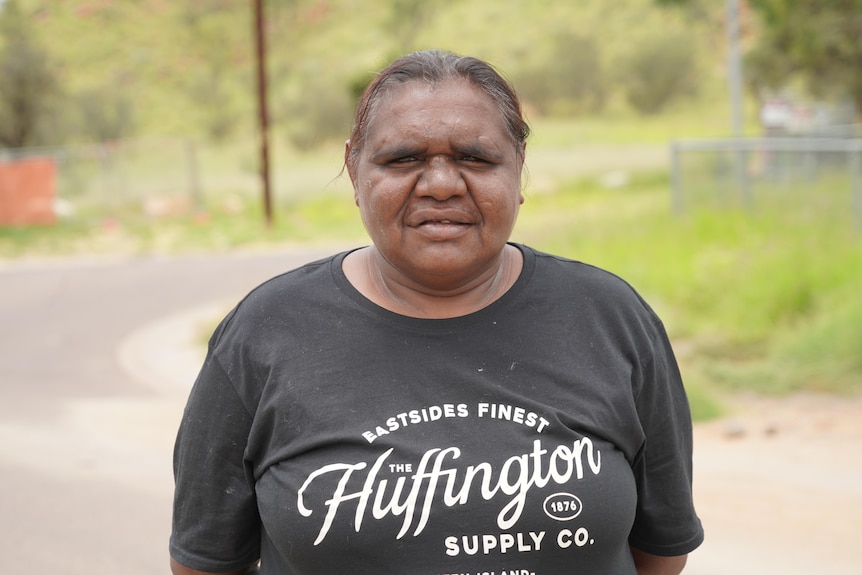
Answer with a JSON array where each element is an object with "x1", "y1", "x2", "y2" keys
[
  {"x1": 0, "y1": 188, "x2": 366, "y2": 259},
  {"x1": 515, "y1": 170, "x2": 862, "y2": 416}
]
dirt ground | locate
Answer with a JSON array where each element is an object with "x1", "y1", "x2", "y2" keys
[{"x1": 685, "y1": 393, "x2": 862, "y2": 575}]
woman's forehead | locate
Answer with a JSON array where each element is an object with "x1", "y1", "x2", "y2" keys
[
  {"x1": 382, "y1": 79, "x2": 496, "y2": 111},
  {"x1": 364, "y1": 80, "x2": 509, "y2": 143}
]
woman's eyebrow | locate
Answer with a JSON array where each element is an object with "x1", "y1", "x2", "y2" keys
[
  {"x1": 456, "y1": 143, "x2": 504, "y2": 161},
  {"x1": 369, "y1": 144, "x2": 422, "y2": 162},
  {"x1": 368, "y1": 142, "x2": 506, "y2": 162}
]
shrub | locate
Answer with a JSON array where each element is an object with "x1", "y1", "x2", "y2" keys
[
  {"x1": 0, "y1": 0, "x2": 62, "y2": 147},
  {"x1": 513, "y1": 31, "x2": 607, "y2": 116},
  {"x1": 620, "y1": 33, "x2": 700, "y2": 115},
  {"x1": 278, "y1": 70, "x2": 354, "y2": 152}
]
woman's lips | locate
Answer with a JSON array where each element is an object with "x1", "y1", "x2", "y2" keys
[
  {"x1": 407, "y1": 208, "x2": 473, "y2": 226},
  {"x1": 412, "y1": 218, "x2": 472, "y2": 239},
  {"x1": 406, "y1": 207, "x2": 476, "y2": 239}
]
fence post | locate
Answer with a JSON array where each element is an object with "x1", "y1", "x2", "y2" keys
[
  {"x1": 851, "y1": 140, "x2": 861, "y2": 233},
  {"x1": 186, "y1": 139, "x2": 203, "y2": 212},
  {"x1": 670, "y1": 141, "x2": 683, "y2": 213},
  {"x1": 734, "y1": 143, "x2": 751, "y2": 209}
]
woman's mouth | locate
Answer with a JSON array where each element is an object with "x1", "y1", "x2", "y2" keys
[{"x1": 414, "y1": 218, "x2": 472, "y2": 239}]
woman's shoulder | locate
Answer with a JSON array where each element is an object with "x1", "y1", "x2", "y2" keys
[
  {"x1": 519, "y1": 244, "x2": 662, "y2": 323},
  {"x1": 523, "y1": 245, "x2": 642, "y2": 295},
  {"x1": 519, "y1": 245, "x2": 669, "y2": 353},
  {"x1": 239, "y1": 250, "x2": 350, "y2": 306},
  {"x1": 210, "y1": 250, "x2": 352, "y2": 339}
]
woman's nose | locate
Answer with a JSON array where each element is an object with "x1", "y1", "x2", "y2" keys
[{"x1": 417, "y1": 156, "x2": 467, "y2": 199}]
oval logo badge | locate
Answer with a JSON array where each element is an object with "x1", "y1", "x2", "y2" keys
[{"x1": 543, "y1": 492, "x2": 583, "y2": 521}]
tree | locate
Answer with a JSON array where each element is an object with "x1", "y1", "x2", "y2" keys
[
  {"x1": 75, "y1": 84, "x2": 135, "y2": 142},
  {"x1": 180, "y1": 1, "x2": 249, "y2": 142},
  {"x1": 662, "y1": 0, "x2": 862, "y2": 115},
  {"x1": 513, "y1": 32, "x2": 607, "y2": 116},
  {"x1": 386, "y1": 0, "x2": 449, "y2": 56},
  {"x1": 621, "y1": 32, "x2": 701, "y2": 115},
  {"x1": 0, "y1": 0, "x2": 61, "y2": 147},
  {"x1": 745, "y1": 0, "x2": 862, "y2": 115},
  {"x1": 280, "y1": 68, "x2": 354, "y2": 151}
]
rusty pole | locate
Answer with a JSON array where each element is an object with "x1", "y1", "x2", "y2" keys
[{"x1": 253, "y1": 0, "x2": 273, "y2": 227}]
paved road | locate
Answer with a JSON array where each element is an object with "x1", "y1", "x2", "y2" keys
[{"x1": 0, "y1": 247, "x2": 335, "y2": 575}]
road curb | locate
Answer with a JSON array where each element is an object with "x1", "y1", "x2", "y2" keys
[{"x1": 116, "y1": 300, "x2": 233, "y2": 398}]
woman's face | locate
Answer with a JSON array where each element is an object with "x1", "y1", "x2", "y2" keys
[{"x1": 347, "y1": 79, "x2": 525, "y2": 290}]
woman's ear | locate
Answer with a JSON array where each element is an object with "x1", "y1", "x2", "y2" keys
[
  {"x1": 344, "y1": 139, "x2": 355, "y2": 182},
  {"x1": 518, "y1": 142, "x2": 527, "y2": 205},
  {"x1": 344, "y1": 139, "x2": 361, "y2": 206}
]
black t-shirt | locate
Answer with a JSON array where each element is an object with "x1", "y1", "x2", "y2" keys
[{"x1": 171, "y1": 244, "x2": 703, "y2": 574}]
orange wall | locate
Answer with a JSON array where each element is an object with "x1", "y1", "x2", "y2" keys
[{"x1": 0, "y1": 157, "x2": 57, "y2": 226}]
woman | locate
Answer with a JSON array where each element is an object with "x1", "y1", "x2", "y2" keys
[{"x1": 170, "y1": 50, "x2": 703, "y2": 575}]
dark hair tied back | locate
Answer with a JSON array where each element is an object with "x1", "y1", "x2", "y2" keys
[{"x1": 347, "y1": 50, "x2": 530, "y2": 167}]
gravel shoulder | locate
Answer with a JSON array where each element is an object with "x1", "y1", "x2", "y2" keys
[{"x1": 686, "y1": 393, "x2": 862, "y2": 575}]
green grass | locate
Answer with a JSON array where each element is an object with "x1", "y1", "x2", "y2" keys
[
  {"x1": 0, "y1": 194, "x2": 367, "y2": 259},
  {"x1": 515, "y1": 169, "x2": 862, "y2": 405}
]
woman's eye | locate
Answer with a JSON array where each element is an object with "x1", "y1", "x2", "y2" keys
[{"x1": 460, "y1": 155, "x2": 486, "y2": 164}]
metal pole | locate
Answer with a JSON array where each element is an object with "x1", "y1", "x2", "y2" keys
[
  {"x1": 726, "y1": 0, "x2": 744, "y2": 138},
  {"x1": 726, "y1": 0, "x2": 750, "y2": 206},
  {"x1": 253, "y1": 0, "x2": 273, "y2": 227}
]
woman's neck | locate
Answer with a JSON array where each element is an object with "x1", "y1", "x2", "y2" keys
[{"x1": 343, "y1": 244, "x2": 523, "y2": 319}]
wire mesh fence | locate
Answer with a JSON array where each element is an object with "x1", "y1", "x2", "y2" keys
[
  {"x1": 670, "y1": 135, "x2": 862, "y2": 230},
  {"x1": 0, "y1": 138, "x2": 203, "y2": 224}
]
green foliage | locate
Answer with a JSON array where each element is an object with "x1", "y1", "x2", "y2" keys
[
  {"x1": 746, "y1": 0, "x2": 862, "y2": 113},
  {"x1": 513, "y1": 31, "x2": 607, "y2": 116},
  {"x1": 620, "y1": 32, "x2": 701, "y2": 114},
  {"x1": 0, "y1": 0, "x2": 62, "y2": 147},
  {"x1": 278, "y1": 69, "x2": 354, "y2": 152},
  {"x1": 515, "y1": 170, "x2": 862, "y2": 398},
  {"x1": 386, "y1": 0, "x2": 450, "y2": 55},
  {"x1": 180, "y1": 1, "x2": 251, "y2": 143},
  {"x1": 74, "y1": 86, "x2": 136, "y2": 142},
  {"x1": 683, "y1": 378, "x2": 725, "y2": 421},
  {"x1": 13, "y1": 0, "x2": 732, "y2": 150}
]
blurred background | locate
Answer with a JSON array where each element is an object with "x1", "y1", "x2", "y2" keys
[
  {"x1": 1, "y1": 0, "x2": 861, "y2": 573},
  {"x1": 3, "y1": 0, "x2": 861, "y2": 412}
]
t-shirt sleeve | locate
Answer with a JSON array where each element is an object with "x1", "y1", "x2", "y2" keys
[
  {"x1": 628, "y1": 316, "x2": 704, "y2": 556},
  {"x1": 170, "y1": 345, "x2": 261, "y2": 572}
]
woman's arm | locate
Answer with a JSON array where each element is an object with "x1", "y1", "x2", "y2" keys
[
  {"x1": 170, "y1": 557, "x2": 259, "y2": 575},
  {"x1": 631, "y1": 546, "x2": 688, "y2": 575}
]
